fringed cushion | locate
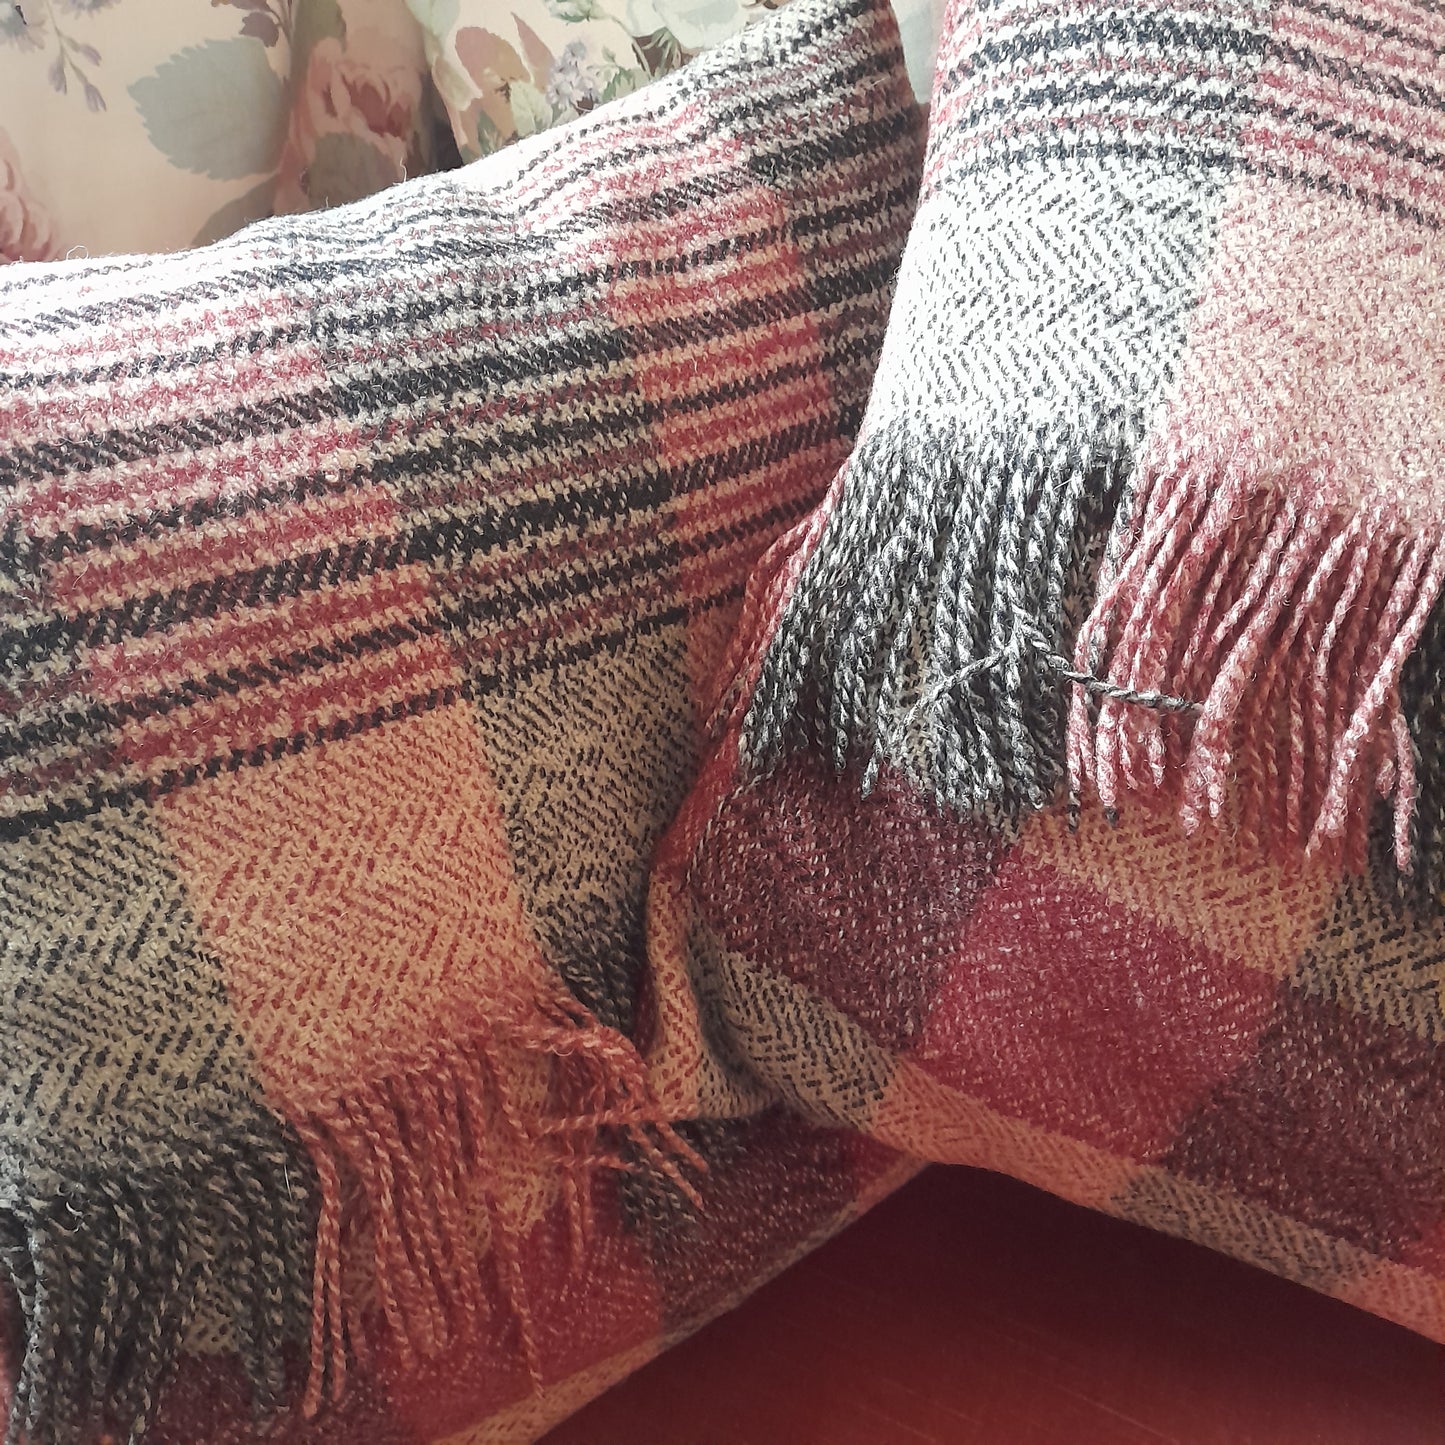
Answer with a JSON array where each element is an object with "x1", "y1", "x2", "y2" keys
[
  {"x1": 647, "y1": 0, "x2": 1445, "y2": 1360},
  {"x1": 0, "y1": 1, "x2": 924, "y2": 1438},
  {"x1": 741, "y1": 0, "x2": 1445, "y2": 875}
]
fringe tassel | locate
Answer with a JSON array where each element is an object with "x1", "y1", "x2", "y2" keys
[
  {"x1": 739, "y1": 420, "x2": 1445, "y2": 881},
  {"x1": 739, "y1": 422, "x2": 1128, "y2": 821},
  {"x1": 1378, "y1": 586, "x2": 1445, "y2": 910},
  {"x1": 294, "y1": 993, "x2": 704, "y2": 1416},
  {"x1": 1069, "y1": 452, "x2": 1445, "y2": 873},
  {"x1": 0, "y1": 1132, "x2": 312, "y2": 1445},
  {"x1": 0, "y1": 1011, "x2": 704, "y2": 1438}
]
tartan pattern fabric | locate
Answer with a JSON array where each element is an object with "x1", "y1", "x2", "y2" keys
[
  {"x1": 739, "y1": 0, "x2": 1445, "y2": 877},
  {"x1": 0, "y1": 1113, "x2": 916, "y2": 1445},
  {"x1": 650, "y1": 0, "x2": 1445, "y2": 1367},
  {"x1": 5, "y1": 0, "x2": 1445, "y2": 1439},
  {"x1": 655, "y1": 755, "x2": 1445, "y2": 1348},
  {"x1": 0, "y1": 0, "x2": 925, "y2": 1438}
]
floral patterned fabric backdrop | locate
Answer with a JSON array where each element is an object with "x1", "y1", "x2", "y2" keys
[
  {"x1": 414, "y1": 0, "x2": 795, "y2": 164},
  {"x1": 1, "y1": 0, "x2": 938, "y2": 260},
  {"x1": 1, "y1": 0, "x2": 434, "y2": 260}
]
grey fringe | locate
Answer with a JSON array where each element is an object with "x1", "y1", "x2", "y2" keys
[
  {"x1": 1381, "y1": 591, "x2": 1445, "y2": 911},
  {"x1": 742, "y1": 420, "x2": 1132, "y2": 820},
  {"x1": 0, "y1": 1131, "x2": 314, "y2": 1445}
]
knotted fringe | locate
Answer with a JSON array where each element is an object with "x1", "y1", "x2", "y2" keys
[
  {"x1": 0, "y1": 1131, "x2": 313, "y2": 1445},
  {"x1": 735, "y1": 421, "x2": 1445, "y2": 882},
  {"x1": 1069, "y1": 449, "x2": 1445, "y2": 875},
  {"x1": 737, "y1": 421, "x2": 1130, "y2": 822},
  {"x1": 293, "y1": 993, "x2": 703, "y2": 1417}
]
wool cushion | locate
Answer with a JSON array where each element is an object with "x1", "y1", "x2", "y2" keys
[
  {"x1": 0, "y1": 1, "x2": 924, "y2": 1438},
  {"x1": 645, "y1": 0, "x2": 1445, "y2": 1367}
]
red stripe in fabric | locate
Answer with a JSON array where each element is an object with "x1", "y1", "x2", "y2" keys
[
  {"x1": 112, "y1": 634, "x2": 460, "y2": 775},
  {"x1": 85, "y1": 566, "x2": 437, "y2": 705},
  {"x1": 44, "y1": 484, "x2": 401, "y2": 614},
  {"x1": 16, "y1": 421, "x2": 349, "y2": 545},
  {"x1": 10, "y1": 343, "x2": 327, "y2": 444}
]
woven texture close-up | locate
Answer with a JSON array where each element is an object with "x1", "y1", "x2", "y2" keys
[
  {"x1": 2, "y1": 0, "x2": 1444, "y2": 1440},
  {"x1": 649, "y1": 0, "x2": 1445, "y2": 1364},
  {"x1": 0, "y1": 0, "x2": 924, "y2": 1437}
]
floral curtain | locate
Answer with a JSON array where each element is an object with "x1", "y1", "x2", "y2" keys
[
  {"x1": 0, "y1": 0, "x2": 937, "y2": 262},
  {"x1": 412, "y1": 0, "x2": 786, "y2": 165},
  {"x1": 1, "y1": 0, "x2": 435, "y2": 261}
]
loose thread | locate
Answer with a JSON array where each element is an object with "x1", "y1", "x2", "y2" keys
[{"x1": 905, "y1": 623, "x2": 1201, "y2": 739}]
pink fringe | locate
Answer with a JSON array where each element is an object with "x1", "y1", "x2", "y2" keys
[
  {"x1": 292, "y1": 1000, "x2": 705, "y2": 1417},
  {"x1": 1069, "y1": 451, "x2": 1445, "y2": 873}
]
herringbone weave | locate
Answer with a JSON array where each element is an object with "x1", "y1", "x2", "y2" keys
[
  {"x1": 0, "y1": 1, "x2": 925, "y2": 1438},
  {"x1": 742, "y1": 0, "x2": 1445, "y2": 878},
  {"x1": 650, "y1": 0, "x2": 1445, "y2": 1364}
]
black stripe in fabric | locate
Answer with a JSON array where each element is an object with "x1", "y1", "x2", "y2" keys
[
  {"x1": 0, "y1": 575, "x2": 756, "y2": 839},
  {"x1": 938, "y1": 133, "x2": 1244, "y2": 183},
  {"x1": 1257, "y1": 94, "x2": 1445, "y2": 175},
  {"x1": 742, "y1": 106, "x2": 921, "y2": 186},
  {"x1": 954, "y1": 76, "x2": 1445, "y2": 176},
  {"x1": 959, "y1": 76, "x2": 1254, "y2": 128},
  {"x1": 330, "y1": 287, "x2": 827, "y2": 429},
  {"x1": 40, "y1": 468, "x2": 362, "y2": 560},
  {"x1": 396, "y1": 412, "x2": 843, "y2": 574},
  {"x1": 1268, "y1": 35, "x2": 1445, "y2": 115},
  {"x1": 464, "y1": 494, "x2": 816, "y2": 633},
  {"x1": 0, "y1": 683, "x2": 466, "y2": 841},
  {"x1": 0, "y1": 533, "x2": 399, "y2": 673},
  {"x1": 2, "y1": 487, "x2": 811, "y2": 769},
  {"x1": 1, "y1": 390, "x2": 335, "y2": 486},
  {"x1": 18, "y1": 334, "x2": 868, "y2": 578},
  {"x1": 412, "y1": 408, "x2": 845, "y2": 553},
  {"x1": 970, "y1": 14, "x2": 1271, "y2": 76},
  {"x1": 26, "y1": 333, "x2": 874, "y2": 560},
  {"x1": 935, "y1": 33, "x2": 1266, "y2": 108},
  {"x1": 1286, "y1": 0, "x2": 1445, "y2": 60},
  {"x1": 0, "y1": 614, "x2": 444, "y2": 762},
  {"x1": 441, "y1": 543, "x2": 684, "y2": 652},
  {"x1": 464, "y1": 588, "x2": 746, "y2": 693},
  {"x1": 19, "y1": 160, "x2": 919, "y2": 392},
  {"x1": 939, "y1": 134, "x2": 1444, "y2": 231},
  {"x1": 7, "y1": 245, "x2": 896, "y2": 547},
  {"x1": 369, "y1": 374, "x2": 793, "y2": 509},
  {"x1": 0, "y1": 405, "x2": 846, "y2": 678}
]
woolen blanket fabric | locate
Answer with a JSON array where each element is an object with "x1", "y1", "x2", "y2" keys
[
  {"x1": 741, "y1": 0, "x2": 1445, "y2": 878},
  {"x1": 648, "y1": 0, "x2": 1445, "y2": 1355},
  {"x1": 0, "y1": 1113, "x2": 916, "y2": 1445},
  {"x1": 0, "y1": 0, "x2": 925, "y2": 1437}
]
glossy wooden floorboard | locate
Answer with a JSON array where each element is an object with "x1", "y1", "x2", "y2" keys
[{"x1": 544, "y1": 1165, "x2": 1445, "y2": 1444}]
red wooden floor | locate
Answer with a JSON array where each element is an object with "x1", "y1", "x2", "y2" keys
[{"x1": 545, "y1": 1165, "x2": 1445, "y2": 1444}]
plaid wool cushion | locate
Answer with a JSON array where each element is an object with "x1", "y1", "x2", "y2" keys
[
  {"x1": 648, "y1": 0, "x2": 1445, "y2": 1358},
  {"x1": 740, "y1": 0, "x2": 1445, "y2": 877},
  {"x1": 0, "y1": 1, "x2": 925, "y2": 1438}
]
